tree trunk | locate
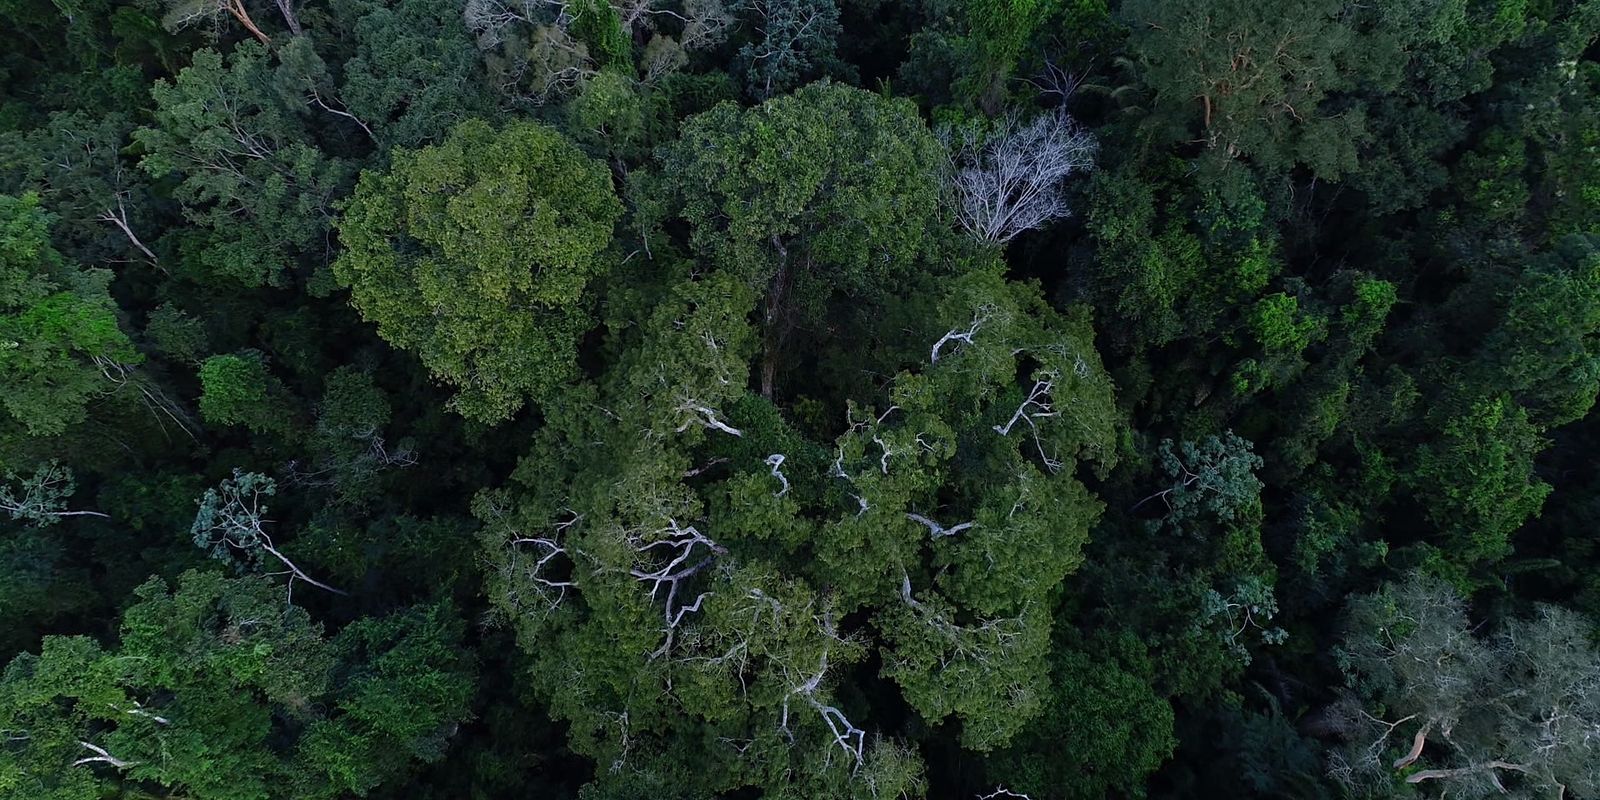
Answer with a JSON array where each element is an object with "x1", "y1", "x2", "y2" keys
[
  {"x1": 227, "y1": 0, "x2": 270, "y2": 44},
  {"x1": 273, "y1": 0, "x2": 301, "y2": 35},
  {"x1": 760, "y1": 236, "x2": 794, "y2": 399}
]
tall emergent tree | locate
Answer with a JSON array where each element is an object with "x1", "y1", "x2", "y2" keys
[{"x1": 334, "y1": 118, "x2": 622, "y2": 422}]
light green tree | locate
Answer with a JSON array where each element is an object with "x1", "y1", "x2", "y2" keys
[{"x1": 334, "y1": 118, "x2": 622, "y2": 422}]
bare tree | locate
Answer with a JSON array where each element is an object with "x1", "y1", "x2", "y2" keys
[
  {"x1": 944, "y1": 110, "x2": 1098, "y2": 245},
  {"x1": 191, "y1": 470, "x2": 347, "y2": 600}
]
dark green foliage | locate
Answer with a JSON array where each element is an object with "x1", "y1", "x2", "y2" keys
[
  {"x1": 0, "y1": 193, "x2": 139, "y2": 438},
  {"x1": 198, "y1": 351, "x2": 291, "y2": 434},
  {"x1": 3, "y1": 3, "x2": 1600, "y2": 799}
]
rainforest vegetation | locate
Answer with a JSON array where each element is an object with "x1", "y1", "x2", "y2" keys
[{"x1": 4, "y1": 0, "x2": 1600, "y2": 797}]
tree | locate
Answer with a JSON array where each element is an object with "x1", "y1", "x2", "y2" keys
[
  {"x1": 159, "y1": 0, "x2": 273, "y2": 44},
  {"x1": 0, "y1": 571, "x2": 474, "y2": 800},
  {"x1": 0, "y1": 193, "x2": 140, "y2": 438},
  {"x1": 326, "y1": 0, "x2": 498, "y2": 150},
  {"x1": 642, "y1": 82, "x2": 946, "y2": 397},
  {"x1": 191, "y1": 470, "x2": 347, "y2": 598},
  {"x1": 476, "y1": 261, "x2": 1119, "y2": 794},
  {"x1": 197, "y1": 351, "x2": 292, "y2": 435},
  {"x1": 943, "y1": 109, "x2": 1099, "y2": 245},
  {"x1": 135, "y1": 42, "x2": 354, "y2": 288},
  {"x1": 1332, "y1": 573, "x2": 1600, "y2": 798},
  {"x1": 334, "y1": 118, "x2": 622, "y2": 422},
  {"x1": 985, "y1": 632, "x2": 1176, "y2": 800},
  {"x1": 1121, "y1": 0, "x2": 1377, "y2": 178},
  {"x1": 0, "y1": 111, "x2": 160, "y2": 267},
  {"x1": 1405, "y1": 393, "x2": 1551, "y2": 570},
  {"x1": 731, "y1": 0, "x2": 845, "y2": 99},
  {"x1": 1136, "y1": 431, "x2": 1265, "y2": 533},
  {"x1": 0, "y1": 461, "x2": 108, "y2": 526}
]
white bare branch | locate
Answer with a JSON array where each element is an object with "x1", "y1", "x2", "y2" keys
[
  {"x1": 930, "y1": 307, "x2": 992, "y2": 364},
  {"x1": 73, "y1": 741, "x2": 137, "y2": 769},
  {"x1": 766, "y1": 453, "x2": 790, "y2": 497},
  {"x1": 675, "y1": 402, "x2": 744, "y2": 437},
  {"x1": 629, "y1": 518, "x2": 726, "y2": 658},
  {"x1": 905, "y1": 512, "x2": 975, "y2": 539},
  {"x1": 780, "y1": 614, "x2": 868, "y2": 772},
  {"x1": 993, "y1": 372, "x2": 1064, "y2": 473}
]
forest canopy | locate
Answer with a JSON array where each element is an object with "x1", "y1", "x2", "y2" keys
[{"x1": 3, "y1": 0, "x2": 1600, "y2": 798}]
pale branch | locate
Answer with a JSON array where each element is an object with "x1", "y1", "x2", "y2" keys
[
  {"x1": 766, "y1": 453, "x2": 790, "y2": 497},
  {"x1": 978, "y1": 788, "x2": 1034, "y2": 800},
  {"x1": 94, "y1": 356, "x2": 200, "y2": 442},
  {"x1": 308, "y1": 90, "x2": 375, "y2": 141},
  {"x1": 271, "y1": 0, "x2": 301, "y2": 34},
  {"x1": 73, "y1": 741, "x2": 137, "y2": 769},
  {"x1": 993, "y1": 372, "x2": 1064, "y2": 473},
  {"x1": 905, "y1": 512, "x2": 975, "y2": 539},
  {"x1": 1393, "y1": 720, "x2": 1431, "y2": 770},
  {"x1": 675, "y1": 402, "x2": 744, "y2": 437},
  {"x1": 993, "y1": 375, "x2": 1058, "y2": 437},
  {"x1": 122, "y1": 702, "x2": 171, "y2": 725},
  {"x1": 1406, "y1": 761, "x2": 1531, "y2": 784},
  {"x1": 96, "y1": 198, "x2": 158, "y2": 265},
  {"x1": 930, "y1": 307, "x2": 992, "y2": 364},
  {"x1": 683, "y1": 457, "x2": 730, "y2": 478},
  {"x1": 194, "y1": 475, "x2": 347, "y2": 598},
  {"x1": 781, "y1": 617, "x2": 868, "y2": 771},
  {"x1": 1, "y1": 462, "x2": 110, "y2": 525},
  {"x1": 630, "y1": 519, "x2": 726, "y2": 658}
]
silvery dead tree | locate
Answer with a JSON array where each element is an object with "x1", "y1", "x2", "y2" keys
[
  {"x1": 1, "y1": 462, "x2": 109, "y2": 527},
  {"x1": 464, "y1": 0, "x2": 571, "y2": 48},
  {"x1": 615, "y1": 0, "x2": 733, "y2": 49},
  {"x1": 466, "y1": 0, "x2": 594, "y2": 105},
  {"x1": 1331, "y1": 573, "x2": 1600, "y2": 798},
  {"x1": 191, "y1": 470, "x2": 347, "y2": 600},
  {"x1": 944, "y1": 109, "x2": 1098, "y2": 245}
]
